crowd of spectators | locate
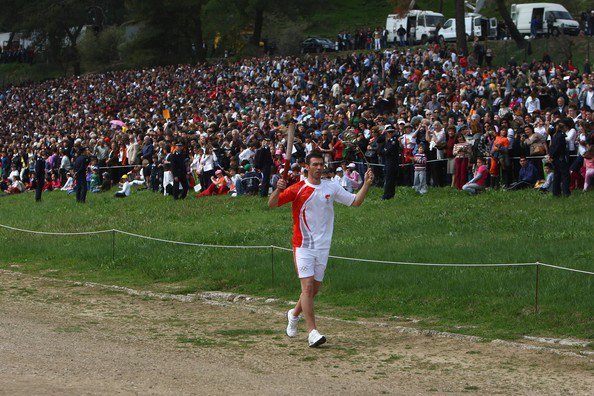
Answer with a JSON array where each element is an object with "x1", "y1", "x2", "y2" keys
[
  {"x1": 1, "y1": 41, "x2": 594, "y2": 201},
  {"x1": 0, "y1": 47, "x2": 34, "y2": 64}
]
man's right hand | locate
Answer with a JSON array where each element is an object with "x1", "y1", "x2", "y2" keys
[{"x1": 277, "y1": 178, "x2": 287, "y2": 191}]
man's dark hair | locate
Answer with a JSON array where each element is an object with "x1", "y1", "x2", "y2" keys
[{"x1": 306, "y1": 150, "x2": 324, "y2": 165}]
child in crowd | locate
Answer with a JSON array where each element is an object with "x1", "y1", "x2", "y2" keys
[
  {"x1": 61, "y1": 170, "x2": 75, "y2": 193},
  {"x1": 413, "y1": 144, "x2": 428, "y2": 194},
  {"x1": 100, "y1": 172, "x2": 112, "y2": 192},
  {"x1": 345, "y1": 163, "x2": 361, "y2": 190},
  {"x1": 335, "y1": 166, "x2": 353, "y2": 192},
  {"x1": 162, "y1": 163, "x2": 173, "y2": 196},
  {"x1": 537, "y1": 163, "x2": 554, "y2": 193},
  {"x1": 50, "y1": 172, "x2": 61, "y2": 190},
  {"x1": 462, "y1": 157, "x2": 488, "y2": 195},
  {"x1": 90, "y1": 166, "x2": 101, "y2": 193},
  {"x1": 196, "y1": 169, "x2": 229, "y2": 197},
  {"x1": 114, "y1": 174, "x2": 143, "y2": 198}
]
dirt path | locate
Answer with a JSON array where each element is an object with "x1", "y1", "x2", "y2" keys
[{"x1": 0, "y1": 270, "x2": 592, "y2": 395}]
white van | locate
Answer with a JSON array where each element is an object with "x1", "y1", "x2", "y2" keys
[
  {"x1": 438, "y1": 13, "x2": 497, "y2": 42},
  {"x1": 386, "y1": 10, "x2": 444, "y2": 45},
  {"x1": 510, "y1": 3, "x2": 579, "y2": 36}
]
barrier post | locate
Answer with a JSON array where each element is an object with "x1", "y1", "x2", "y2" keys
[
  {"x1": 271, "y1": 246, "x2": 275, "y2": 287},
  {"x1": 112, "y1": 229, "x2": 116, "y2": 262},
  {"x1": 534, "y1": 262, "x2": 540, "y2": 314}
]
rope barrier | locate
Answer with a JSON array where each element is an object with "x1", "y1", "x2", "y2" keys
[
  {"x1": 539, "y1": 263, "x2": 594, "y2": 276},
  {"x1": 0, "y1": 223, "x2": 112, "y2": 236},
  {"x1": 328, "y1": 154, "x2": 578, "y2": 168},
  {"x1": 0, "y1": 223, "x2": 591, "y2": 275},
  {"x1": 113, "y1": 229, "x2": 271, "y2": 249}
]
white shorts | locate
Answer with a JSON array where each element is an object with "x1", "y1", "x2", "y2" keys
[{"x1": 293, "y1": 247, "x2": 330, "y2": 282}]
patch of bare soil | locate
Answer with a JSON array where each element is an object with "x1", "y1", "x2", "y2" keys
[{"x1": 0, "y1": 270, "x2": 592, "y2": 395}]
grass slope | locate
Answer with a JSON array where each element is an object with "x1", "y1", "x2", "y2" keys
[{"x1": 0, "y1": 186, "x2": 592, "y2": 340}]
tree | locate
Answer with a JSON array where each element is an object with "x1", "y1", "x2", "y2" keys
[
  {"x1": 125, "y1": 0, "x2": 209, "y2": 64},
  {"x1": 494, "y1": 0, "x2": 527, "y2": 49},
  {"x1": 455, "y1": 0, "x2": 467, "y2": 56}
]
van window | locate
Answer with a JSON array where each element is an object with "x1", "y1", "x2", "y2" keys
[
  {"x1": 425, "y1": 15, "x2": 443, "y2": 27},
  {"x1": 550, "y1": 11, "x2": 572, "y2": 20},
  {"x1": 443, "y1": 19, "x2": 453, "y2": 29}
]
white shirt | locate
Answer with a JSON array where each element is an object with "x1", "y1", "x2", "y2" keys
[
  {"x1": 525, "y1": 96, "x2": 540, "y2": 114},
  {"x1": 278, "y1": 179, "x2": 355, "y2": 250},
  {"x1": 200, "y1": 153, "x2": 217, "y2": 172},
  {"x1": 163, "y1": 171, "x2": 173, "y2": 195},
  {"x1": 118, "y1": 180, "x2": 144, "y2": 196},
  {"x1": 565, "y1": 128, "x2": 577, "y2": 152}
]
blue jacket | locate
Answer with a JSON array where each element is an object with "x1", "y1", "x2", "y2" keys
[{"x1": 519, "y1": 162, "x2": 538, "y2": 184}]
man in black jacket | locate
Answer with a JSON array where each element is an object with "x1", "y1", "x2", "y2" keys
[
  {"x1": 381, "y1": 125, "x2": 399, "y2": 200},
  {"x1": 549, "y1": 120, "x2": 571, "y2": 197},
  {"x1": 170, "y1": 142, "x2": 188, "y2": 199},
  {"x1": 254, "y1": 138, "x2": 274, "y2": 197},
  {"x1": 34, "y1": 150, "x2": 46, "y2": 202},
  {"x1": 73, "y1": 147, "x2": 89, "y2": 203}
]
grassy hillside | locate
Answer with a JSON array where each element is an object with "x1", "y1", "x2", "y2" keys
[{"x1": 0, "y1": 187, "x2": 592, "y2": 340}]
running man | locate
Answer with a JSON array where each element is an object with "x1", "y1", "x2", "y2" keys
[{"x1": 268, "y1": 151, "x2": 374, "y2": 347}]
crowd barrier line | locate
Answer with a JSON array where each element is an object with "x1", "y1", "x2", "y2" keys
[{"x1": 1, "y1": 223, "x2": 592, "y2": 276}]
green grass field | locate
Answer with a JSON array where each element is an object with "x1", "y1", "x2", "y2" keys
[{"x1": 1, "y1": 186, "x2": 592, "y2": 340}]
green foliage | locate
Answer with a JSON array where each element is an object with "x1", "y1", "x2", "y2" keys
[
  {"x1": 124, "y1": 0, "x2": 207, "y2": 65},
  {"x1": 0, "y1": 187, "x2": 592, "y2": 340},
  {"x1": 79, "y1": 26, "x2": 124, "y2": 72}
]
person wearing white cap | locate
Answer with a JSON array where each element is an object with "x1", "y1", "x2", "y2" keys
[
  {"x1": 334, "y1": 166, "x2": 353, "y2": 192},
  {"x1": 345, "y1": 162, "x2": 361, "y2": 190}
]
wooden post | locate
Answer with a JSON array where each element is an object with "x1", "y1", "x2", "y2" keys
[
  {"x1": 271, "y1": 246, "x2": 275, "y2": 287},
  {"x1": 534, "y1": 262, "x2": 540, "y2": 314}
]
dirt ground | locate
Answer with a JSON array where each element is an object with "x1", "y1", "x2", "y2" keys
[{"x1": 0, "y1": 269, "x2": 592, "y2": 395}]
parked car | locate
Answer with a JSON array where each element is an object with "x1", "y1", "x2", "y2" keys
[{"x1": 300, "y1": 37, "x2": 337, "y2": 54}]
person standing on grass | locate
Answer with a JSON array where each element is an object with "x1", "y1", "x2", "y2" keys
[
  {"x1": 34, "y1": 150, "x2": 46, "y2": 202},
  {"x1": 268, "y1": 151, "x2": 374, "y2": 348},
  {"x1": 73, "y1": 147, "x2": 89, "y2": 203}
]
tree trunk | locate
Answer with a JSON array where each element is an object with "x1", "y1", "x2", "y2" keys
[
  {"x1": 194, "y1": 13, "x2": 206, "y2": 62},
  {"x1": 7, "y1": 32, "x2": 15, "y2": 49},
  {"x1": 251, "y1": 7, "x2": 264, "y2": 45},
  {"x1": 439, "y1": 0, "x2": 444, "y2": 14},
  {"x1": 495, "y1": 0, "x2": 527, "y2": 49},
  {"x1": 455, "y1": 0, "x2": 467, "y2": 56}
]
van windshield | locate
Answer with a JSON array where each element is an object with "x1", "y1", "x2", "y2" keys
[
  {"x1": 425, "y1": 15, "x2": 444, "y2": 27},
  {"x1": 550, "y1": 11, "x2": 573, "y2": 20}
]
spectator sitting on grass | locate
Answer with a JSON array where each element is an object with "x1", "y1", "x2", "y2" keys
[
  {"x1": 462, "y1": 157, "x2": 488, "y2": 195},
  {"x1": 506, "y1": 157, "x2": 538, "y2": 190},
  {"x1": 196, "y1": 169, "x2": 229, "y2": 197},
  {"x1": 242, "y1": 164, "x2": 262, "y2": 195},
  {"x1": 537, "y1": 162, "x2": 554, "y2": 193},
  {"x1": 90, "y1": 167, "x2": 101, "y2": 193},
  {"x1": 114, "y1": 174, "x2": 144, "y2": 198},
  {"x1": 7, "y1": 175, "x2": 25, "y2": 194},
  {"x1": 61, "y1": 171, "x2": 75, "y2": 193},
  {"x1": 100, "y1": 172, "x2": 112, "y2": 192}
]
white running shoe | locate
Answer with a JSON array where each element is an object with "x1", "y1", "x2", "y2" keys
[
  {"x1": 286, "y1": 309, "x2": 300, "y2": 337},
  {"x1": 308, "y1": 329, "x2": 326, "y2": 348}
]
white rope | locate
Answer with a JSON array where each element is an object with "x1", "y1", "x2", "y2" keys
[
  {"x1": 0, "y1": 223, "x2": 113, "y2": 236},
  {"x1": 114, "y1": 229, "x2": 271, "y2": 249},
  {"x1": 1, "y1": 223, "x2": 591, "y2": 274},
  {"x1": 270, "y1": 245, "x2": 535, "y2": 267},
  {"x1": 539, "y1": 263, "x2": 594, "y2": 276}
]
